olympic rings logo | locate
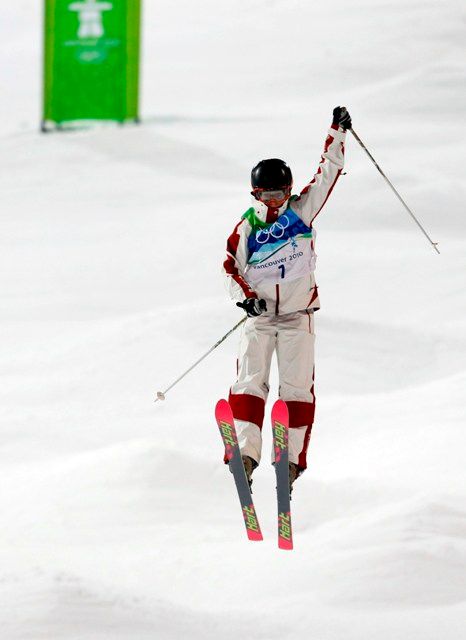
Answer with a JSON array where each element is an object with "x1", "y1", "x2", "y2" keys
[{"x1": 256, "y1": 214, "x2": 290, "y2": 244}]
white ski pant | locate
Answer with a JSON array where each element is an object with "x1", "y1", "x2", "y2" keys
[{"x1": 228, "y1": 310, "x2": 316, "y2": 469}]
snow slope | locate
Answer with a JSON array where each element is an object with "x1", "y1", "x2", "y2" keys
[{"x1": 1, "y1": 1, "x2": 465, "y2": 638}]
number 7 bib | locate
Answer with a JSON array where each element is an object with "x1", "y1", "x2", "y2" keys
[{"x1": 244, "y1": 208, "x2": 316, "y2": 288}]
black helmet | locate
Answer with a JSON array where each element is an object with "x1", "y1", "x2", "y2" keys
[{"x1": 251, "y1": 158, "x2": 293, "y2": 190}]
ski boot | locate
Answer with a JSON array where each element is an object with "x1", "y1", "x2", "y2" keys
[
  {"x1": 289, "y1": 462, "x2": 301, "y2": 497},
  {"x1": 241, "y1": 455, "x2": 258, "y2": 489}
]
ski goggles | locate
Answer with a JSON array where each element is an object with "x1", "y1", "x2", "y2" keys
[{"x1": 252, "y1": 187, "x2": 291, "y2": 202}]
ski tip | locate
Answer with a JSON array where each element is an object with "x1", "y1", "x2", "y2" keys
[
  {"x1": 215, "y1": 398, "x2": 235, "y2": 424},
  {"x1": 215, "y1": 398, "x2": 229, "y2": 413},
  {"x1": 278, "y1": 538, "x2": 293, "y2": 550},
  {"x1": 271, "y1": 399, "x2": 289, "y2": 421}
]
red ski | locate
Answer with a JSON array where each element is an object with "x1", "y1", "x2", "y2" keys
[
  {"x1": 215, "y1": 399, "x2": 263, "y2": 542},
  {"x1": 271, "y1": 400, "x2": 293, "y2": 550}
]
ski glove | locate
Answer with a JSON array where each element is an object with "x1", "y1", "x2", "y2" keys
[
  {"x1": 332, "y1": 106, "x2": 352, "y2": 131},
  {"x1": 236, "y1": 298, "x2": 267, "y2": 317}
]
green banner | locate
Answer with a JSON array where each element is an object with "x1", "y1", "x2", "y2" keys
[{"x1": 42, "y1": 0, "x2": 141, "y2": 130}]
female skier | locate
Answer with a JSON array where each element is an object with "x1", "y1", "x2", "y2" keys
[{"x1": 222, "y1": 106, "x2": 352, "y2": 492}]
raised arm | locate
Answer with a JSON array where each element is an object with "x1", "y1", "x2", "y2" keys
[{"x1": 292, "y1": 107, "x2": 351, "y2": 226}]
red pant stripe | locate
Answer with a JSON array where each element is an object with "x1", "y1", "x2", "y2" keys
[
  {"x1": 298, "y1": 424, "x2": 313, "y2": 470},
  {"x1": 228, "y1": 392, "x2": 266, "y2": 429},
  {"x1": 284, "y1": 400, "x2": 315, "y2": 429}
]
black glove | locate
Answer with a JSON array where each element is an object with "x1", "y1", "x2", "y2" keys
[
  {"x1": 236, "y1": 298, "x2": 267, "y2": 317},
  {"x1": 332, "y1": 106, "x2": 352, "y2": 131}
]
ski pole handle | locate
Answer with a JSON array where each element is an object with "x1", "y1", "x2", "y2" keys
[
  {"x1": 349, "y1": 128, "x2": 440, "y2": 254},
  {"x1": 154, "y1": 316, "x2": 247, "y2": 402}
]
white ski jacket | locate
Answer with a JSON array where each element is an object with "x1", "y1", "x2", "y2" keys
[{"x1": 223, "y1": 124, "x2": 346, "y2": 316}]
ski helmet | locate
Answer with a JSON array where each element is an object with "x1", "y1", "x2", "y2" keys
[{"x1": 251, "y1": 159, "x2": 293, "y2": 190}]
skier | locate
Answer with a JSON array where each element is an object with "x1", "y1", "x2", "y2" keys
[{"x1": 222, "y1": 106, "x2": 352, "y2": 493}]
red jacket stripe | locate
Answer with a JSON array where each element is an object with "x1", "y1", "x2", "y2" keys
[
  {"x1": 224, "y1": 219, "x2": 257, "y2": 298},
  {"x1": 310, "y1": 168, "x2": 342, "y2": 223}
]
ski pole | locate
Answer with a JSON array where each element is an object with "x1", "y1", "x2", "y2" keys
[
  {"x1": 154, "y1": 316, "x2": 247, "y2": 402},
  {"x1": 349, "y1": 128, "x2": 440, "y2": 254}
]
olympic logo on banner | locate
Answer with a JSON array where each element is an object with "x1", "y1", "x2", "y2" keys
[{"x1": 256, "y1": 214, "x2": 290, "y2": 244}]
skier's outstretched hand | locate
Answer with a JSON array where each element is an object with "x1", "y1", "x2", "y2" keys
[
  {"x1": 332, "y1": 106, "x2": 352, "y2": 130},
  {"x1": 236, "y1": 298, "x2": 267, "y2": 317}
]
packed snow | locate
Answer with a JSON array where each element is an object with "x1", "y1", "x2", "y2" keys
[{"x1": 1, "y1": 1, "x2": 465, "y2": 638}]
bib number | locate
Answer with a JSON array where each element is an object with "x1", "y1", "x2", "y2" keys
[{"x1": 245, "y1": 237, "x2": 316, "y2": 288}]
